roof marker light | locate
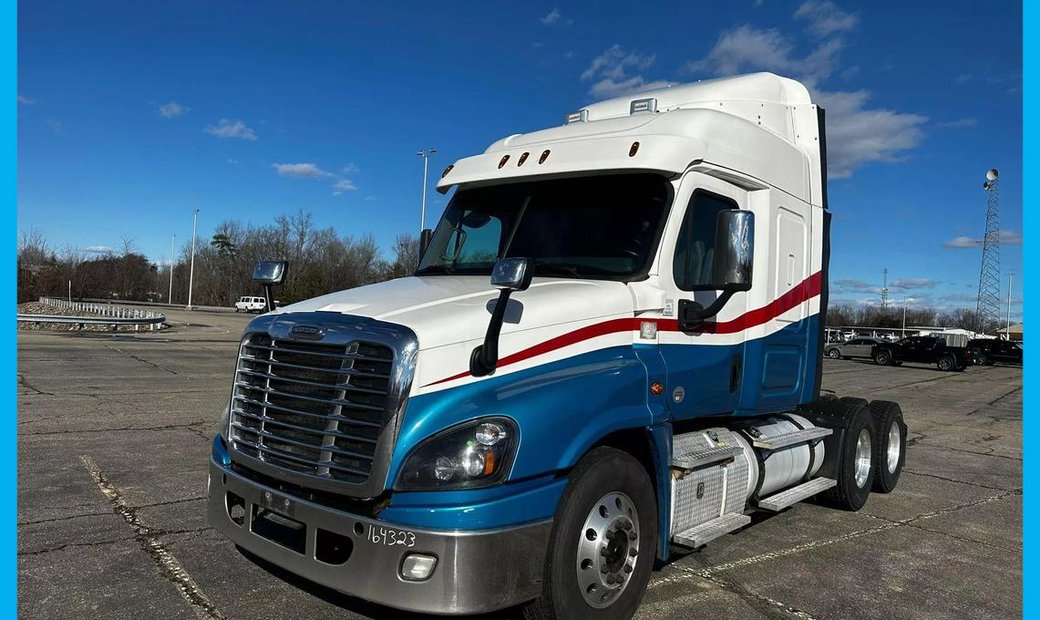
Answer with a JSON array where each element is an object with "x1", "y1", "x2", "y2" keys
[
  {"x1": 566, "y1": 109, "x2": 589, "y2": 124},
  {"x1": 518, "y1": 152, "x2": 529, "y2": 166},
  {"x1": 498, "y1": 155, "x2": 510, "y2": 169},
  {"x1": 441, "y1": 164, "x2": 454, "y2": 178},
  {"x1": 629, "y1": 98, "x2": 658, "y2": 114},
  {"x1": 629, "y1": 141, "x2": 640, "y2": 157},
  {"x1": 538, "y1": 149, "x2": 550, "y2": 164}
]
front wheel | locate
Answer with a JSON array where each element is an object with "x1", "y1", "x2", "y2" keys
[
  {"x1": 937, "y1": 354, "x2": 956, "y2": 371},
  {"x1": 523, "y1": 447, "x2": 657, "y2": 620},
  {"x1": 874, "y1": 349, "x2": 893, "y2": 366},
  {"x1": 827, "y1": 348, "x2": 841, "y2": 359}
]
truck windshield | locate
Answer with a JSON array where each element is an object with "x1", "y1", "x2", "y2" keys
[{"x1": 415, "y1": 173, "x2": 672, "y2": 280}]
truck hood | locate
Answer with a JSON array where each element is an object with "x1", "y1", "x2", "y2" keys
[{"x1": 274, "y1": 276, "x2": 635, "y2": 350}]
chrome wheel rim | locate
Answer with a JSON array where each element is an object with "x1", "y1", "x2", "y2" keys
[
  {"x1": 854, "y1": 428, "x2": 872, "y2": 488},
  {"x1": 887, "y1": 423, "x2": 901, "y2": 474},
  {"x1": 828, "y1": 349, "x2": 840, "y2": 358},
  {"x1": 576, "y1": 492, "x2": 640, "y2": 609}
]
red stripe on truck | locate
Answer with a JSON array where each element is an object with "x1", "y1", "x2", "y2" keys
[{"x1": 424, "y1": 271, "x2": 822, "y2": 387}]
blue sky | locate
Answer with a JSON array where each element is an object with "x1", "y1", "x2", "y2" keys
[{"x1": 17, "y1": 0, "x2": 1022, "y2": 319}]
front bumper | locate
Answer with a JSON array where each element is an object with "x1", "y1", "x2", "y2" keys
[{"x1": 207, "y1": 459, "x2": 552, "y2": 615}]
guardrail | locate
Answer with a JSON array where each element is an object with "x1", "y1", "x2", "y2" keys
[{"x1": 17, "y1": 297, "x2": 167, "y2": 331}]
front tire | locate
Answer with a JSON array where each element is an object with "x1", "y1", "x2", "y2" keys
[
  {"x1": 937, "y1": 354, "x2": 956, "y2": 371},
  {"x1": 874, "y1": 349, "x2": 893, "y2": 366},
  {"x1": 868, "y1": 401, "x2": 906, "y2": 493},
  {"x1": 523, "y1": 447, "x2": 657, "y2": 620},
  {"x1": 827, "y1": 348, "x2": 841, "y2": 359}
]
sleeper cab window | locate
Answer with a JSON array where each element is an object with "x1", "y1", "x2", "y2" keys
[{"x1": 672, "y1": 189, "x2": 738, "y2": 291}]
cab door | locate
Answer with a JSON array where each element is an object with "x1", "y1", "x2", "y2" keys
[{"x1": 658, "y1": 173, "x2": 750, "y2": 419}]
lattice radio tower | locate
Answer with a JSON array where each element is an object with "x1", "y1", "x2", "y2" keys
[{"x1": 975, "y1": 168, "x2": 1001, "y2": 332}]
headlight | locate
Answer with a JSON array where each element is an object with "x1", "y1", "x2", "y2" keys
[{"x1": 395, "y1": 417, "x2": 518, "y2": 491}]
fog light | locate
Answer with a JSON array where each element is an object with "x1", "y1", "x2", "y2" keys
[{"x1": 400, "y1": 553, "x2": 437, "y2": 581}]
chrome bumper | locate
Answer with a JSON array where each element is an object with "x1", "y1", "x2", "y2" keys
[{"x1": 207, "y1": 460, "x2": 551, "y2": 615}]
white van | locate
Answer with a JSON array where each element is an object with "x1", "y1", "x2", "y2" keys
[{"x1": 234, "y1": 296, "x2": 266, "y2": 313}]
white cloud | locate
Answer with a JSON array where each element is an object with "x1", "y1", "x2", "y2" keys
[
  {"x1": 943, "y1": 230, "x2": 1022, "y2": 249},
  {"x1": 272, "y1": 162, "x2": 333, "y2": 178},
  {"x1": 341, "y1": 163, "x2": 360, "y2": 174},
  {"x1": 158, "y1": 101, "x2": 188, "y2": 118},
  {"x1": 794, "y1": 0, "x2": 859, "y2": 37},
  {"x1": 1000, "y1": 230, "x2": 1024, "y2": 245},
  {"x1": 83, "y1": 245, "x2": 114, "y2": 254},
  {"x1": 814, "y1": 89, "x2": 927, "y2": 178},
  {"x1": 204, "y1": 119, "x2": 258, "y2": 140},
  {"x1": 890, "y1": 278, "x2": 938, "y2": 290},
  {"x1": 944, "y1": 236, "x2": 978, "y2": 249},
  {"x1": 582, "y1": 45, "x2": 673, "y2": 99},
  {"x1": 540, "y1": 8, "x2": 571, "y2": 27},
  {"x1": 938, "y1": 117, "x2": 977, "y2": 128},
  {"x1": 332, "y1": 179, "x2": 358, "y2": 195},
  {"x1": 686, "y1": 24, "x2": 927, "y2": 178},
  {"x1": 685, "y1": 25, "x2": 841, "y2": 87},
  {"x1": 17, "y1": 94, "x2": 35, "y2": 105},
  {"x1": 46, "y1": 119, "x2": 62, "y2": 134}
]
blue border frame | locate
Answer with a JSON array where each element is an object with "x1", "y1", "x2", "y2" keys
[
  {"x1": 5, "y1": 0, "x2": 16, "y2": 614},
  {"x1": 1023, "y1": 2, "x2": 1034, "y2": 616}
]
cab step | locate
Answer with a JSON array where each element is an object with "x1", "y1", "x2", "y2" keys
[
  {"x1": 751, "y1": 427, "x2": 832, "y2": 451},
  {"x1": 671, "y1": 444, "x2": 744, "y2": 470},
  {"x1": 757, "y1": 477, "x2": 837, "y2": 512},
  {"x1": 672, "y1": 513, "x2": 751, "y2": 548}
]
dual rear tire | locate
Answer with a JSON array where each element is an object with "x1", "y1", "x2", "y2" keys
[{"x1": 820, "y1": 397, "x2": 906, "y2": 510}]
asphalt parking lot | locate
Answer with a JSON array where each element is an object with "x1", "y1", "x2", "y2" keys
[{"x1": 17, "y1": 306, "x2": 1023, "y2": 620}]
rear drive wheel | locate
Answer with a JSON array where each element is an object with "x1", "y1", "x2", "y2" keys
[
  {"x1": 822, "y1": 401, "x2": 876, "y2": 511},
  {"x1": 523, "y1": 447, "x2": 657, "y2": 620},
  {"x1": 868, "y1": 401, "x2": 906, "y2": 493},
  {"x1": 827, "y1": 348, "x2": 841, "y2": 359},
  {"x1": 937, "y1": 354, "x2": 956, "y2": 371},
  {"x1": 874, "y1": 349, "x2": 893, "y2": 366}
]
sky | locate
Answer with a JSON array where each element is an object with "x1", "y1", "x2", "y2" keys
[{"x1": 17, "y1": 0, "x2": 1023, "y2": 320}]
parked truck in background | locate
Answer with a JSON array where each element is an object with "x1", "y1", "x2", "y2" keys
[
  {"x1": 207, "y1": 73, "x2": 908, "y2": 619},
  {"x1": 871, "y1": 335, "x2": 972, "y2": 371}
]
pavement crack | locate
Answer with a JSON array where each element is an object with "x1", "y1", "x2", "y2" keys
[
  {"x1": 695, "y1": 572, "x2": 819, "y2": 619},
  {"x1": 104, "y1": 344, "x2": 182, "y2": 376},
  {"x1": 19, "y1": 511, "x2": 113, "y2": 526},
  {"x1": 903, "y1": 469, "x2": 1019, "y2": 491},
  {"x1": 80, "y1": 455, "x2": 227, "y2": 620},
  {"x1": 20, "y1": 420, "x2": 209, "y2": 437},
  {"x1": 696, "y1": 490, "x2": 1019, "y2": 576},
  {"x1": 135, "y1": 496, "x2": 207, "y2": 509},
  {"x1": 17, "y1": 374, "x2": 54, "y2": 396},
  {"x1": 18, "y1": 537, "x2": 138, "y2": 556}
]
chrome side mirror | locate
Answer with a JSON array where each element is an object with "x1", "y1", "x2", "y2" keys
[
  {"x1": 712, "y1": 210, "x2": 754, "y2": 292},
  {"x1": 472, "y1": 258, "x2": 533, "y2": 377},
  {"x1": 253, "y1": 260, "x2": 288, "y2": 285},
  {"x1": 491, "y1": 257, "x2": 533, "y2": 292},
  {"x1": 252, "y1": 260, "x2": 288, "y2": 313}
]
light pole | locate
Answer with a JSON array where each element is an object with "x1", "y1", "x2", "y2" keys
[
  {"x1": 1006, "y1": 271, "x2": 1014, "y2": 339},
  {"x1": 187, "y1": 209, "x2": 199, "y2": 309},
  {"x1": 168, "y1": 233, "x2": 176, "y2": 304},
  {"x1": 902, "y1": 298, "x2": 908, "y2": 338},
  {"x1": 417, "y1": 147, "x2": 437, "y2": 232}
]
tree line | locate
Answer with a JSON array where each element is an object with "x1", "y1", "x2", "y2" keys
[
  {"x1": 17, "y1": 215, "x2": 996, "y2": 333},
  {"x1": 17, "y1": 211, "x2": 420, "y2": 307}
]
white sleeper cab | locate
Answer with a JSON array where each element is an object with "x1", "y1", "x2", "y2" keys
[{"x1": 207, "y1": 72, "x2": 907, "y2": 620}]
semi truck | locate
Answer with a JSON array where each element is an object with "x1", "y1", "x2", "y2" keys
[{"x1": 207, "y1": 72, "x2": 908, "y2": 619}]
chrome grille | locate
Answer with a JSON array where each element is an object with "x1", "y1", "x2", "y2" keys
[{"x1": 229, "y1": 333, "x2": 394, "y2": 484}]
